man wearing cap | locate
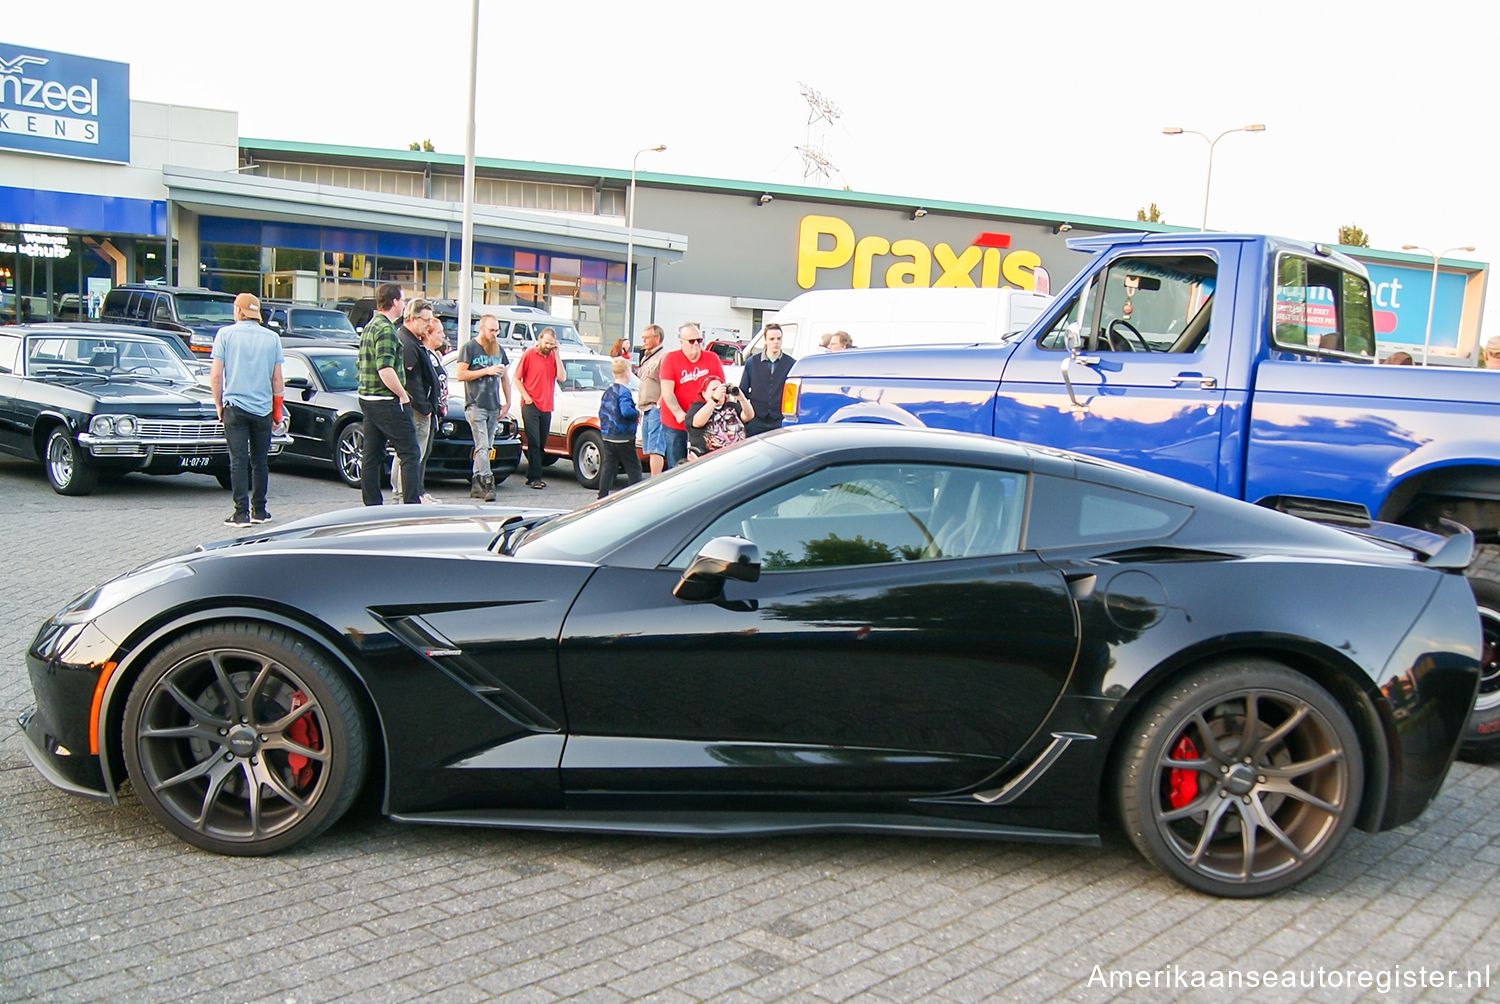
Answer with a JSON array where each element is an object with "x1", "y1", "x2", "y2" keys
[{"x1": 211, "y1": 292, "x2": 284, "y2": 528}]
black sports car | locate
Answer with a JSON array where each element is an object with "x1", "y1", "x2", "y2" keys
[
  {"x1": 0, "y1": 323, "x2": 286, "y2": 495},
  {"x1": 19, "y1": 426, "x2": 1481, "y2": 896},
  {"x1": 276, "y1": 345, "x2": 521, "y2": 489}
]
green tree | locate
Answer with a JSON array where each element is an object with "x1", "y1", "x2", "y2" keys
[
  {"x1": 408, "y1": 139, "x2": 435, "y2": 152},
  {"x1": 1337, "y1": 224, "x2": 1370, "y2": 247},
  {"x1": 1136, "y1": 203, "x2": 1166, "y2": 223}
]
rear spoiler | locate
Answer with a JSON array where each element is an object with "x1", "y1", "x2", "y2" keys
[{"x1": 1263, "y1": 497, "x2": 1475, "y2": 570}]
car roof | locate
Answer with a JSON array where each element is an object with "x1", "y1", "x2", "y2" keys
[
  {"x1": 0, "y1": 322, "x2": 173, "y2": 342},
  {"x1": 109, "y1": 285, "x2": 233, "y2": 296}
]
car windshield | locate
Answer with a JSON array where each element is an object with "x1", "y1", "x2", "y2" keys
[
  {"x1": 514, "y1": 439, "x2": 787, "y2": 563},
  {"x1": 563, "y1": 358, "x2": 614, "y2": 391},
  {"x1": 175, "y1": 295, "x2": 236, "y2": 324},
  {"x1": 311, "y1": 354, "x2": 359, "y2": 391},
  {"x1": 27, "y1": 335, "x2": 194, "y2": 381},
  {"x1": 290, "y1": 309, "x2": 357, "y2": 334}
]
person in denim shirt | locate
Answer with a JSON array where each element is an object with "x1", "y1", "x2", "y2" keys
[{"x1": 596, "y1": 356, "x2": 642, "y2": 498}]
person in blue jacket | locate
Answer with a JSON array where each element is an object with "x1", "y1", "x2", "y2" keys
[{"x1": 596, "y1": 355, "x2": 643, "y2": 498}]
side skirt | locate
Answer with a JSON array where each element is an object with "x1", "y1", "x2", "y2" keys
[{"x1": 388, "y1": 808, "x2": 1100, "y2": 846}]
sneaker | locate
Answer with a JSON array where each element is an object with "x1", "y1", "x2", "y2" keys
[
  {"x1": 419, "y1": 493, "x2": 440, "y2": 505},
  {"x1": 224, "y1": 512, "x2": 252, "y2": 527},
  {"x1": 251, "y1": 511, "x2": 273, "y2": 524},
  {"x1": 528, "y1": 480, "x2": 547, "y2": 489}
]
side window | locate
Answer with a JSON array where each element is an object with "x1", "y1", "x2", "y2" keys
[
  {"x1": 1272, "y1": 255, "x2": 1376, "y2": 359},
  {"x1": 128, "y1": 292, "x2": 153, "y2": 322},
  {"x1": 153, "y1": 297, "x2": 173, "y2": 322},
  {"x1": 512, "y1": 323, "x2": 530, "y2": 341},
  {"x1": 1025, "y1": 475, "x2": 1191, "y2": 550},
  {"x1": 281, "y1": 355, "x2": 312, "y2": 384},
  {"x1": 0, "y1": 334, "x2": 19, "y2": 372},
  {"x1": 101, "y1": 289, "x2": 130, "y2": 317},
  {"x1": 672, "y1": 463, "x2": 1027, "y2": 571},
  {"x1": 1040, "y1": 254, "x2": 1217, "y2": 355}
]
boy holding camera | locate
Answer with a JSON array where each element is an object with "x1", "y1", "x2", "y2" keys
[{"x1": 686, "y1": 378, "x2": 754, "y2": 460}]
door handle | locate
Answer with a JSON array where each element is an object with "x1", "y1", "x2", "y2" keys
[{"x1": 1169, "y1": 373, "x2": 1218, "y2": 389}]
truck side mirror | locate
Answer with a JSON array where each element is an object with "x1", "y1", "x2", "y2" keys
[{"x1": 1063, "y1": 321, "x2": 1083, "y2": 356}]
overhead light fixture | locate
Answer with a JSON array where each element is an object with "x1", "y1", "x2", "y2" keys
[
  {"x1": 1053, "y1": 223, "x2": 1073, "y2": 234},
  {"x1": 912, "y1": 207, "x2": 928, "y2": 220},
  {"x1": 757, "y1": 193, "x2": 774, "y2": 206}
]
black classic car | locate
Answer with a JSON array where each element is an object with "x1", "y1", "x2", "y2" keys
[
  {"x1": 0, "y1": 324, "x2": 287, "y2": 495},
  {"x1": 18, "y1": 425, "x2": 1482, "y2": 896},
  {"x1": 276, "y1": 345, "x2": 520, "y2": 489}
]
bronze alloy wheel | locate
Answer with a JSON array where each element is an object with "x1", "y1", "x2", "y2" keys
[
  {"x1": 1119, "y1": 660, "x2": 1363, "y2": 897},
  {"x1": 123, "y1": 624, "x2": 367, "y2": 855}
]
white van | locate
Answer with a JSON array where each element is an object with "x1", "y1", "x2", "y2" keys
[{"x1": 728, "y1": 287, "x2": 1052, "y2": 380}]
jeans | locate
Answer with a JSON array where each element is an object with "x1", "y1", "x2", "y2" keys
[
  {"x1": 639, "y1": 405, "x2": 666, "y2": 457},
  {"x1": 222, "y1": 404, "x2": 271, "y2": 517},
  {"x1": 663, "y1": 426, "x2": 688, "y2": 469},
  {"x1": 464, "y1": 405, "x2": 501, "y2": 479},
  {"x1": 391, "y1": 407, "x2": 434, "y2": 499},
  {"x1": 360, "y1": 396, "x2": 422, "y2": 505},
  {"x1": 597, "y1": 439, "x2": 642, "y2": 498},
  {"x1": 521, "y1": 402, "x2": 552, "y2": 483}
]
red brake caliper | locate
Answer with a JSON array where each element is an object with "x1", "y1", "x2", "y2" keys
[
  {"x1": 286, "y1": 691, "x2": 322, "y2": 790},
  {"x1": 1168, "y1": 735, "x2": 1200, "y2": 810}
]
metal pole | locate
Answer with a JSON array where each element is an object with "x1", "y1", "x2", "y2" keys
[
  {"x1": 1421, "y1": 253, "x2": 1440, "y2": 368},
  {"x1": 457, "y1": 0, "x2": 479, "y2": 340},
  {"x1": 1200, "y1": 137, "x2": 1216, "y2": 231},
  {"x1": 623, "y1": 145, "x2": 665, "y2": 351}
]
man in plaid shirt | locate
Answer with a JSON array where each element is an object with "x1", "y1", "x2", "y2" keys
[{"x1": 357, "y1": 283, "x2": 422, "y2": 505}]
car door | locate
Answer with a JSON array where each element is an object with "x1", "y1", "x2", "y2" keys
[
  {"x1": 280, "y1": 354, "x2": 337, "y2": 459},
  {"x1": 556, "y1": 461, "x2": 1079, "y2": 797},
  {"x1": 994, "y1": 244, "x2": 1243, "y2": 494},
  {"x1": 0, "y1": 332, "x2": 25, "y2": 454}
]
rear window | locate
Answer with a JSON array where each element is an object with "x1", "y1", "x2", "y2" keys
[{"x1": 1272, "y1": 255, "x2": 1376, "y2": 359}]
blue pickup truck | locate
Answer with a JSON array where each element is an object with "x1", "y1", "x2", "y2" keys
[{"x1": 783, "y1": 232, "x2": 1499, "y2": 759}]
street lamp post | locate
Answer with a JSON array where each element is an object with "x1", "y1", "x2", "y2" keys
[
  {"x1": 1161, "y1": 124, "x2": 1266, "y2": 230},
  {"x1": 623, "y1": 145, "x2": 666, "y2": 351},
  {"x1": 1400, "y1": 243, "x2": 1476, "y2": 367}
]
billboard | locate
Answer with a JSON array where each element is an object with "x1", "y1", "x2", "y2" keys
[
  {"x1": 1366, "y1": 262, "x2": 1467, "y2": 352},
  {"x1": 0, "y1": 43, "x2": 130, "y2": 164}
]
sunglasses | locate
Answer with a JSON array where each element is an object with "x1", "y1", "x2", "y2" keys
[{"x1": 683, "y1": 338, "x2": 703, "y2": 344}]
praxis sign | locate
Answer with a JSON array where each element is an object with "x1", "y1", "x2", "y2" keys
[{"x1": 0, "y1": 44, "x2": 129, "y2": 164}]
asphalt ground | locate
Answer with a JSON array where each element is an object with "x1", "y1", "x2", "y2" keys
[{"x1": 1, "y1": 453, "x2": 1497, "y2": 1003}]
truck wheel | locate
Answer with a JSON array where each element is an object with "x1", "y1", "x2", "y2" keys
[{"x1": 1462, "y1": 543, "x2": 1500, "y2": 762}]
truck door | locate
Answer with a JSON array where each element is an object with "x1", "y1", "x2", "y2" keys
[{"x1": 993, "y1": 244, "x2": 1242, "y2": 494}]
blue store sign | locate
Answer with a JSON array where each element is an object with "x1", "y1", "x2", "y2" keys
[
  {"x1": 0, "y1": 43, "x2": 129, "y2": 164},
  {"x1": 1366, "y1": 262, "x2": 1467, "y2": 352}
]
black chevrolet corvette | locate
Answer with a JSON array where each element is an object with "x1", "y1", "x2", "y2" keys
[{"x1": 19, "y1": 426, "x2": 1482, "y2": 896}]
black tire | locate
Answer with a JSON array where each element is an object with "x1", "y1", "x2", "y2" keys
[
  {"x1": 44, "y1": 426, "x2": 98, "y2": 496},
  {"x1": 334, "y1": 421, "x2": 363, "y2": 489},
  {"x1": 571, "y1": 429, "x2": 603, "y2": 490},
  {"x1": 122, "y1": 623, "x2": 368, "y2": 856},
  {"x1": 1117, "y1": 659, "x2": 1363, "y2": 897},
  {"x1": 1462, "y1": 543, "x2": 1500, "y2": 762}
]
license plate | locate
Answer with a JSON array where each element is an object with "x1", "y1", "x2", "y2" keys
[
  {"x1": 177, "y1": 456, "x2": 213, "y2": 469},
  {"x1": 488, "y1": 447, "x2": 497, "y2": 461}
]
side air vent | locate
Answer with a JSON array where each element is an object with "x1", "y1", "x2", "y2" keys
[
  {"x1": 383, "y1": 615, "x2": 560, "y2": 732},
  {"x1": 1096, "y1": 547, "x2": 1237, "y2": 564}
]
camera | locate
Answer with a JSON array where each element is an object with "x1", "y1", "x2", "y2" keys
[{"x1": 726, "y1": 385, "x2": 741, "y2": 397}]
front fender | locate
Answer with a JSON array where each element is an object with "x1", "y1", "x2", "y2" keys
[{"x1": 826, "y1": 401, "x2": 928, "y2": 426}]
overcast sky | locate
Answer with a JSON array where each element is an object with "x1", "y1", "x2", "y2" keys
[{"x1": 14, "y1": 0, "x2": 1498, "y2": 333}]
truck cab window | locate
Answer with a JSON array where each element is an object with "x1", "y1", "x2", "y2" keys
[
  {"x1": 1040, "y1": 254, "x2": 1217, "y2": 355},
  {"x1": 1272, "y1": 255, "x2": 1376, "y2": 359}
]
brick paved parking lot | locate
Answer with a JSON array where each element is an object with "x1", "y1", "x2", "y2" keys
[{"x1": 2, "y1": 456, "x2": 1497, "y2": 1003}]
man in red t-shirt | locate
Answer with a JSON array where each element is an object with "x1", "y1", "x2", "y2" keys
[
  {"x1": 514, "y1": 328, "x2": 567, "y2": 488},
  {"x1": 659, "y1": 323, "x2": 725, "y2": 469}
]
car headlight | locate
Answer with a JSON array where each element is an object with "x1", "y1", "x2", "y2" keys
[
  {"x1": 440, "y1": 421, "x2": 456, "y2": 436},
  {"x1": 115, "y1": 415, "x2": 138, "y2": 437},
  {"x1": 190, "y1": 332, "x2": 214, "y2": 347},
  {"x1": 55, "y1": 563, "x2": 194, "y2": 625},
  {"x1": 89, "y1": 416, "x2": 116, "y2": 437}
]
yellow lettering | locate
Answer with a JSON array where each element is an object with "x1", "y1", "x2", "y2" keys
[
  {"x1": 797, "y1": 215, "x2": 855, "y2": 289},
  {"x1": 885, "y1": 239, "x2": 931, "y2": 288},
  {"x1": 981, "y1": 248, "x2": 1003, "y2": 288},
  {"x1": 851, "y1": 235, "x2": 891, "y2": 289},
  {"x1": 932, "y1": 244, "x2": 982, "y2": 287},
  {"x1": 1002, "y1": 249, "x2": 1041, "y2": 291}
]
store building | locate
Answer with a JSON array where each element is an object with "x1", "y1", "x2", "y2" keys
[{"x1": 2, "y1": 41, "x2": 1488, "y2": 363}]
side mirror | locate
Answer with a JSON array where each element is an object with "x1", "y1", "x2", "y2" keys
[
  {"x1": 1062, "y1": 320, "x2": 1082, "y2": 356},
  {"x1": 285, "y1": 376, "x2": 313, "y2": 389},
  {"x1": 673, "y1": 535, "x2": 761, "y2": 602}
]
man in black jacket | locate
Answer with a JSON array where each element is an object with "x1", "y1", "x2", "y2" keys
[
  {"x1": 739, "y1": 323, "x2": 796, "y2": 436},
  {"x1": 394, "y1": 299, "x2": 442, "y2": 502}
]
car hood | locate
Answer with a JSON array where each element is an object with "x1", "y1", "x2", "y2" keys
[
  {"x1": 192, "y1": 503, "x2": 567, "y2": 559},
  {"x1": 789, "y1": 342, "x2": 1020, "y2": 381},
  {"x1": 41, "y1": 375, "x2": 218, "y2": 408}
]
